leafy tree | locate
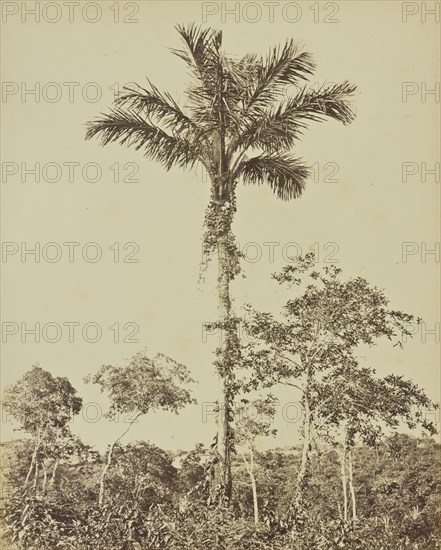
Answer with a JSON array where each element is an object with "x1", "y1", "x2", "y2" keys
[
  {"x1": 242, "y1": 255, "x2": 420, "y2": 516},
  {"x1": 85, "y1": 24, "x2": 356, "y2": 500},
  {"x1": 2, "y1": 365, "x2": 82, "y2": 491},
  {"x1": 107, "y1": 442, "x2": 178, "y2": 511},
  {"x1": 317, "y1": 365, "x2": 438, "y2": 522},
  {"x1": 86, "y1": 350, "x2": 195, "y2": 506},
  {"x1": 177, "y1": 443, "x2": 209, "y2": 502}
]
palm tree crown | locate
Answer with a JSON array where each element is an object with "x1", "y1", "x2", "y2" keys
[{"x1": 86, "y1": 24, "x2": 356, "y2": 202}]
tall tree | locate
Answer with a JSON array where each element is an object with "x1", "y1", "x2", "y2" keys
[{"x1": 85, "y1": 24, "x2": 356, "y2": 500}]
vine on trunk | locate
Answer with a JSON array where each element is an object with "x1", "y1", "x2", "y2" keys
[{"x1": 199, "y1": 187, "x2": 243, "y2": 283}]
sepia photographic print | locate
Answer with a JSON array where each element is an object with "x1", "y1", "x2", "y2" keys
[{"x1": 1, "y1": 1, "x2": 440, "y2": 548}]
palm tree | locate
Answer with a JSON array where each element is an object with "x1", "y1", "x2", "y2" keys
[{"x1": 85, "y1": 23, "x2": 356, "y2": 503}]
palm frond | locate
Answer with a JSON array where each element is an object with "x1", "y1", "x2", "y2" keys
[
  {"x1": 116, "y1": 82, "x2": 195, "y2": 135},
  {"x1": 236, "y1": 81, "x2": 357, "y2": 152},
  {"x1": 288, "y1": 81, "x2": 357, "y2": 124},
  {"x1": 85, "y1": 109, "x2": 200, "y2": 171},
  {"x1": 247, "y1": 40, "x2": 316, "y2": 111},
  {"x1": 171, "y1": 23, "x2": 224, "y2": 130},
  {"x1": 237, "y1": 154, "x2": 310, "y2": 200},
  {"x1": 171, "y1": 23, "x2": 222, "y2": 78}
]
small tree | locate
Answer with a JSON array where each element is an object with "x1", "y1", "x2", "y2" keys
[
  {"x1": 108, "y1": 441, "x2": 178, "y2": 512},
  {"x1": 86, "y1": 350, "x2": 195, "y2": 507},
  {"x1": 318, "y1": 365, "x2": 438, "y2": 522},
  {"x1": 235, "y1": 396, "x2": 277, "y2": 524},
  {"x1": 2, "y1": 365, "x2": 82, "y2": 491},
  {"x1": 177, "y1": 443, "x2": 209, "y2": 504}
]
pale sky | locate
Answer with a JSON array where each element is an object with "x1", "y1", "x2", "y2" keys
[{"x1": 1, "y1": 0, "x2": 440, "y2": 452}]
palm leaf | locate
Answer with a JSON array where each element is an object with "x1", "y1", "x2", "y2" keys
[
  {"x1": 171, "y1": 23, "x2": 224, "y2": 130},
  {"x1": 246, "y1": 40, "x2": 316, "y2": 112},
  {"x1": 85, "y1": 109, "x2": 200, "y2": 171},
  {"x1": 286, "y1": 81, "x2": 357, "y2": 124},
  {"x1": 236, "y1": 81, "x2": 357, "y2": 152},
  {"x1": 171, "y1": 23, "x2": 222, "y2": 76},
  {"x1": 116, "y1": 82, "x2": 196, "y2": 135},
  {"x1": 237, "y1": 154, "x2": 310, "y2": 200}
]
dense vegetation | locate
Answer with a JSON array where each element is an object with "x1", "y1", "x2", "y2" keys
[{"x1": 1, "y1": 431, "x2": 440, "y2": 549}]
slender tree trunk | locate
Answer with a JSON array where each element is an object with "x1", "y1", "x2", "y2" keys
[
  {"x1": 99, "y1": 442, "x2": 116, "y2": 507},
  {"x1": 98, "y1": 413, "x2": 141, "y2": 507},
  {"x1": 25, "y1": 432, "x2": 43, "y2": 487},
  {"x1": 25, "y1": 444, "x2": 39, "y2": 486},
  {"x1": 294, "y1": 369, "x2": 312, "y2": 511},
  {"x1": 340, "y1": 447, "x2": 348, "y2": 522},
  {"x1": 348, "y1": 449, "x2": 357, "y2": 521},
  {"x1": 240, "y1": 448, "x2": 259, "y2": 524},
  {"x1": 214, "y1": 234, "x2": 232, "y2": 502},
  {"x1": 50, "y1": 459, "x2": 59, "y2": 485},
  {"x1": 289, "y1": 384, "x2": 312, "y2": 544},
  {"x1": 41, "y1": 463, "x2": 48, "y2": 494},
  {"x1": 250, "y1": 449, "x2": 259, "y2": 525},
  {"x1": 295, "y1": 398, "x2": 310, "y2": 507},
  {"x1": 33, "y1": 461, "x2": 39, "y2": 492},
  {"x1": 251, "y1": 475, "x2": 259, "y2": 525}
]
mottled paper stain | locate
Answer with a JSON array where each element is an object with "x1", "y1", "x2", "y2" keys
[
  {"x1": 177, "y1": 337, "x2": 192, "y2": 353},
  {"x1": 76, "y1": 288, "x2": 89, "y2": 303},
  {"x1": 369, "y1": 209, "x2": 385, "y2": 223},
  {"x1": 337, "y1": 182, "x2": 355, "y2": 201},
  {"x1": 107, "y1": 203, "x2": 121, "y2": 223}
]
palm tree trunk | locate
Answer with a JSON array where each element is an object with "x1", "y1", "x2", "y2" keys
[
  {"x1": 210, "y1": 55, "x2": 235, "y2": 503},
  {"x1": 214, "y1": 234, "x2": 232, "y2": 501},
  {"x1": 348, "y1": 449, "x2": 357, "y2": 521}
]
